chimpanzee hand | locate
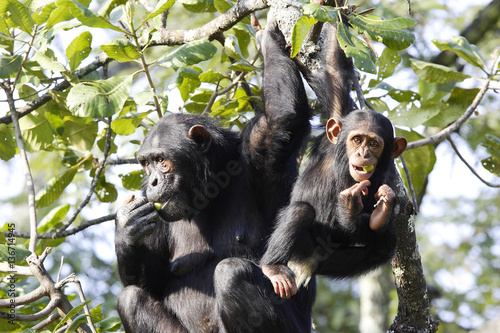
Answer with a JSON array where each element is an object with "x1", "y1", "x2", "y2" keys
[
  {"x1": 115, "y1": 196, "x2": 160, "y2": 246},
  {"x1": 369, "y1": 184, "x2": 395, "y2": 230},
  {"x1": 339, "y1": 180, "x2": 371, "y2": 221},
  {"x1": 262, "y1": 264, "x2": 297, "y2": 299}
]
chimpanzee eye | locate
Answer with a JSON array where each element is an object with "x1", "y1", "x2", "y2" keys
[
  {"x1": 353, "y1": 136, "x2": 362, "y2": 145},
  {"x1": 369, "y1": 141, "x2": 379, "y2": 149}
]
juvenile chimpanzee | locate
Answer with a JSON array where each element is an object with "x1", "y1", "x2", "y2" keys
[
  {"x1": 114, "y1": 20, "x2": 316, "y2": 333},
  {"x1": 260, "y1": 22, "x2": 408, "y2": 299}
]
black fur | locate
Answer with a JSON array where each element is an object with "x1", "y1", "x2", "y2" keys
[
  {"x1": 261, "y1": 21, "x2": 398, "y2": 286},
  {"x1": 261, "y1": 109, "x2": 399, "y2": 280},
  {"x1": 114, "y1": 21, "x2": 315, "y2": 333}
]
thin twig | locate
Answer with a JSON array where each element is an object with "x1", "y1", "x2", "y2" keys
[
  {"x1": 4, "y1": 214, "x2": 116, "y2": 239},
  {"x1": 0, "y1": 286, "x2": 46, "y2": 307},
  {"x1": 447, "y1": 136, "x2": 500, "y2": 188},
  {"x1": 407, "y1": 51, "x2": 500, "y2": 150},
  {"x1": 400, "y1": 154, "x2": 419, "y2": 214},
  {"x1": 202, "y1": 71, "x2": 247, "y2": 115},
  {"x1": 0, "y1": 297, "x2": 59, "y2": 322},
  {"x1": 53, "y1": 122, "x2": 114, "y2": 238},
  {"x1": 31, "y1": 312, "x2": 61, "y2": 331},
  {"x1": 1, "y1": 81, "x2": 38, "y2": 254},
  {"x1": 57, "y1": 256, "x2": 65, "y2": 283}
]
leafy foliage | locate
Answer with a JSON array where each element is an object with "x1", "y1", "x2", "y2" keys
[{"x1": 0, "y1": 0, "x2": 499, "y2": 332}]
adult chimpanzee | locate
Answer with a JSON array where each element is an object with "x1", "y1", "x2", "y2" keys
[
  {"x1": 260, "y1": 23, "x2": 408, "y2": 299},
  {"x1": 114, "y1": 19, "x2": 316, "y2": 333}
]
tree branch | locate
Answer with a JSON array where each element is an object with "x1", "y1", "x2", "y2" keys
[
  {"x1": 447, "y1": 136, "x2": 500, "y2": 187},
  {"x1": 151, "y1": 0, "x2": 269, "y2": 46},
  {"x1": 53, "y1": 122, "x2": 114, "y2": 239},
  {"x1": 1, "y1": 81, "x2": 38, "y2": 254},
  {"x1": 0, "y1": 297, "x2": 59, "y2": 322},
  {"x1": 4, "y1": 214, "x2": 116, "y2": 239},
  {"x1": 0, "y1": 286, "x2": 46, "y2": 308},
  {"x1": 0, "y1": 263, "x2": 33, "y2": 275},
  {"x1": 406, "y1": 75, "x2": 492, "y2": 150}
]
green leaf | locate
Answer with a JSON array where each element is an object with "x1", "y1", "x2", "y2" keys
[
  {"x1": 337, "y1": 22, "x2": 377, "y2": 74},
  {"x1": 214, "y1": 0, "x2": 232, "y2": 13},
  {"x1": 3, "y1": 0, "x2": 35, "y2": 33},
  {"x1": 159, "y1": 40, "x2": 217, "y2": 70},
  {"x1": 224, "y1": 34, "x2": 243, "y2": 60},
  {"x1": 65, "y1": 314, "x2": 90, "y2": 332},
  {"x1": 134, "y1": 91, "x2": 154, "y2": 106},
  {"x1": 396, "y1": 128, "x2": 436, "y2": 200},
  {"x1": 0, "y1": 244, "x2": 32, "y2": 263},
  {"x1": 19, "y1": 113, "x2": 54, "y2": 152},
  {"x1": 228, "y1": 61, "x2": 256, "y2": 72},
  {"x1": 481, "y1": 134, "x2": 500, "y2": 176},
  {"x1": 410, "y1": 59, "x2": 471, "y2": 83},
  {"x1": 143, "y1": 0, "x2": 176, "y2": 23},
  {"x1": 63, "y1": 118, "x2": 98, "y2": 152},
  {"x1": 199, "y1": 70, "x2": 226, "y2": 83},
  {"x1": 36, "y1": 165, "x2": 79, "y2": 208},
  {"x1": 0, "y1": 55, "x2": 23, "y2": 78},
  {"x1": 303, "y1": 3, "x2": 333, "y2": 22},
  {"x1": 424, "y1": 87, "x2": 480, "y2": 127},
  {"x1": 45, "y1": 0, "x2": 74, "y2": 28},
  {"x1": 181, "y1": 0, "x2": 216, "y2": 13},
  {"x1": 33, "y1": 51, "x2": 67, "y2": 73},
  {"x1": 101, "y1": 38, "x2": 141, "y2": 62},
  {"x1": 0, "y1": 124, "x2": 15, "y2": 161},
  {"x1": 388, "y1": 101, "x2": 439, "y2": 128},
  {"x1": 94, "y1": 316, "x2": 122, "y2": 332},
  {"x1": 38, "y1": 204, "x2": 70, "y2": 233},
  {"x1": 67, "y1": 76, "x2": 133, "y2": 118},
  {"x1": 119, "y1": 170, "x2": 144, "y2": 191},
  {"x1": 350, "y1": 15, "x2": 415, "y2": 50},
  {"x1": 58, "y1": 0, "x2": 123, "y2": 32},
  {"x1": 291, "y1": 16, "x2": 318, "y2": 58},
  {"x1": 433, "y1": 36, "x2": 486, "y2": 70},
  {"x1": 98, "y1": 0, "x2": 127, "y2": 17},
  {"x1": 377, "y1": 47, "x2": 401, "y2": 81},
  {"x1": 53, "y1": 300, "x2": 91, "y2": 332},
  {"x1": 112, "y1": 112, "x2": 150, "y2": 135},
  {"x1": 66, "y1": 31, "x2": 93, "y2": 71},
  {"x1": 32, "y1": 2, "x2": 57, "y2": 25},
  {"x1": 95, "y1": 177, "x2": 118, "y2": 202}
]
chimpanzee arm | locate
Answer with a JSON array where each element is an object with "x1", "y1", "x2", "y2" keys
[
  {"x1": 261, "y1": 202, "x2": 316, "y2": 266},
  {"x1": 115, "y1": 197, "x2": 168, "y2": 287},
  {"x1": 243, "y1": 19, "x2": 311, "y2": 180},
  {"x1": 261, "y1": 202, "x2": 316, "y2": 298},
  {"x1": 315, "y1": 221, "x2": 397, "y2": 278},
  {"x1": 300, "y1": 22, "x2": 356, "y2": 120}
]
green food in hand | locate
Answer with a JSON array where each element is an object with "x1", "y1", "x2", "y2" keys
[{"x1": 154, "y1": 202, "x2": 162, "y2": 211}]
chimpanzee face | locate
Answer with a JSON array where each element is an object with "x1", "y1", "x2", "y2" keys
[
  {"x1": 345, "y1": 124, "x2": 384, "y2": 182},
  {"x1": 136, "y1": 121, "x2": 213, "y2": 222}
]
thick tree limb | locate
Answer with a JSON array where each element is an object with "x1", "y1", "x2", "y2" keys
[{"x1": 151, "y1": 0, "x2": 268, "y2": 45}]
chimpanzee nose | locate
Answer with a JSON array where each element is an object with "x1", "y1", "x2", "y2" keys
[{"x1": 150, "y1": 177, "x2": 158, "y2": 187}]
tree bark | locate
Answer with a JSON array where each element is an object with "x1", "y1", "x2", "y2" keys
[{"x1": 389, "y1": 180, "x2": 439, "y2": 333}]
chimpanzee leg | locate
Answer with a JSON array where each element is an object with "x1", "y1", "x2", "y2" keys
[
  {"x1": 117, "y1": 285, "x2": 187, "y2": 333},
  {"x1": 214, "y1": 258, "x2": 313, "y2": 333}
]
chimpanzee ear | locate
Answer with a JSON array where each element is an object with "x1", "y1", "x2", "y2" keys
[
  {"x1": 326, "y1": 118, "x2": 342, "y2": 144},
  {"x1": 392, "y1": 136, "x2": 408, "y2": 159},
  {"x1": 189, "y1": 125, "x2": 212, "y2": 153}
]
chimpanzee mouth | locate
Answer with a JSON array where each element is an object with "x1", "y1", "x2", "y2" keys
[{"x1": 353, "y1": 164, "x2": 375, "y2": 174}]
